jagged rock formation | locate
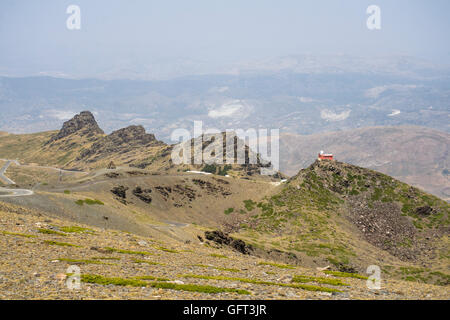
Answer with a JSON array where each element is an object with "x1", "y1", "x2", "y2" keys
[
  {"x1": 108, "y1": 125, "x2": 158, "y2": 147},
  {"x1": 79, "y1": 125, "x2": 165, "y2": 161},
  {"x1": 49, "y1": 111, "x2": 104, "y2": 142},
  {"x1": 1, "y1": 110, "x2": 282, "y2": 177},
  {"x1": 174, "y1": 132, "x2": 279, "y2": 177}
]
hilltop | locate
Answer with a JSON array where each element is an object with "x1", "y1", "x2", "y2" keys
[
  {"x1": 214, "y1": 160, "x2": 449, "y2": 285},
  {"x1": 279, "y1": 126, "x2": 450, "y2": 200}
]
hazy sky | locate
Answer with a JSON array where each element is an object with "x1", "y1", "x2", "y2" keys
[{"x1": 1, "y1": 0, "x2": 450, "y2": 78}]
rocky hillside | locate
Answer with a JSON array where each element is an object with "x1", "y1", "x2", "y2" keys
[
  {"x1": 1, "y1": 201, "x2": 448, "y2": 300},
  {"x1": 173, "y1": 132, "x2": 279, "y2": 178},
  {"x1": 279, "y1": 126, "x2": 450, "y2": 200},
  {"x1": 216, "y1": 160, "x2": 449, "y2": 286}
]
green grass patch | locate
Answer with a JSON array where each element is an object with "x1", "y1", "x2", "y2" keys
[
  {"x1": 80, "y1": 274, "x2": 250, "y2": 294},
  {"x1": 218, "y1": 165, "x2": 232, "y2": 176},
  {"x1": 44, "y1": 240, "x2": 81, "y2": 247},
  {"x1": 243, "y1": 199, "x2": 257, "y2": 211},
  {"x1": 209, "y1": 253, "x2": 228, "y2": 259},
  {"x1": 132, "y1": 275, "x2": 170, "y2": 282},
  {"x1": 224, "y1": 208, "x2": 234, "y2": 215},
  {"x1": 149, "y1": 282, "x2": 250, "y2": 295},
  {"x1": 1, "y1": 231, "x2": 37, "y2": 238},
  {"x1": 81, "y1": 274, "x2": 148, "y2": 287},
  {"x1": 181, "y1": 274, "x2": 341, "y2": 293},
  {"x1": 58, "y1": 226, "x2": 95, "y2": 234},
  {"x1": 38, "y1": 228, "x2": 67, "y2": 236},
  {"x1": 292, "y1": 275, "x2": 348, "y2": 286},
  {"x1": 324, "y1": 270, "x2": 368, "y2": 280},
  {"x1": 201, "y1": 164, "x2": 217, "y2": 174},
  {"x1": 63, "y1": 190, "x2": 71, "y2": 194},
  {"x1": 75, "y1": 198, "x2": 104, "y2": 206},
  {"x1": 258, "y1": 261, "x2": 296, "y2": 269},
  {"x1": 155, "y1": 246, "x2": 179, "y2": 253}
]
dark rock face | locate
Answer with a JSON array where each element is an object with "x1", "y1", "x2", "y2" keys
[
  {"x1": 107, "y1": 125, "x2": 156, "y2": 146},
  {"x1": 132, "y1": 186, "x2": 152, "y2": 203},
  {"x1": 50, "y1": 111, "x2": 104, "y2": 142},
  {"x1": 111, "y1": 186, "x2": 129, "y2": 205},
  {"x1": 205, "y1": 230, "x2": 254, "y2": 255},
  {"x1": 205, "y1": 230, "x2": 231, "y2": 245},
  {"x1": 79, "y1": 125, "x2": 162, "y2": 159},
  {"x1": 111, "y1": 186, "x2": 128, "y2": 199},
  {"x1": 415, "y1": 206, "x2": 434, "y2": 216},
  {"x1": 230, "y1": 239, "x2": 253, "y2": 255}
]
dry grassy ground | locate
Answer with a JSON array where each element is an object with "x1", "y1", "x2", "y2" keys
[{"x1": 0, "y1": 201, "x2": 448, "y2": 300}]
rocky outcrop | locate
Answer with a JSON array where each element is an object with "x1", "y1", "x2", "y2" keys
[
  {"x1": 132, "y1": 186, "x2": 152, "y2": 204},
  {"x1": 107, "y1": 125, "x2": 157, "y2": 146},
  {"x1": 205, "y1": 230, "x2": 254, "y2": 255},
  {"x1": 289, "y1": 160, "x2": 449, "y2": 262},
  {"x1": 49, "y1": 111, "x2": 104, "y2": 142},
  {"x1": 79, "y1": 125, "x2": 163, "y2": 160},
  {"x1": 177, "y1": 132, "x2": 278, "y2": 177}
]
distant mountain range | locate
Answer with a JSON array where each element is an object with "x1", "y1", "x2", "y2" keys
[{"x1": 0, "y1": 55, "x2": 449, "y2": 139}]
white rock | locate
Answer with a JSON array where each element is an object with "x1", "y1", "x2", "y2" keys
[
  {"x1": 316, "y1": 265, "x2": 330, "y2": 271},
  {"x1": 319, "y1": 292, "x2": 332, "y2": 296}
]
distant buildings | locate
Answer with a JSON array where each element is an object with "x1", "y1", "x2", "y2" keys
[{"x1": 318, "y1": 150, "x2": 334, "y2": 161}]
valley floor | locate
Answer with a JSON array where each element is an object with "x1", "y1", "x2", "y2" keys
[{"x1": 0, "y1": 203, "x2": 447, "y2": 300}]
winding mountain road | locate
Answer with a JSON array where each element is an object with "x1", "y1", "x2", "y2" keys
[
  {"x1": 0, "y1": 160, "x2": 17, "y2": 185},
  {"x1": 0, "y1": 160, "x2": 34, "y2": 197},
  {"x1": 0, "y1": 188, "x2": 34, "y2": 197}
]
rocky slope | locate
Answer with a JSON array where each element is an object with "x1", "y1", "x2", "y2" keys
[
  {"x1": 279, "y1": 126, "x2": 450, "y2": 200},
  {"x1": 1, "y1": 201, "x2": 448, "y2": 300},
  {"x1": 48, "y1": 111, "x2": 104, "y2": 143},
  {"x1": 217, "y1": 160, "x2": 449, "y2": 285}
]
